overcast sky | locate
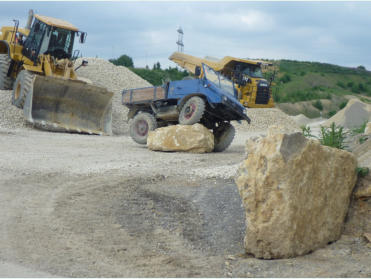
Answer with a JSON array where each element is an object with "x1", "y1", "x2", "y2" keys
[{"x1": 0, "y1": 1, "x2": 370, "y2": 69}]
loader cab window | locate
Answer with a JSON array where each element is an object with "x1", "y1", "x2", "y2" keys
[
  {"x1": 22, "y1": 19, "x2": 48, "y2": 61},
  {"x1": 47, "y1": 27, "x2": 75, "y2": 59}
]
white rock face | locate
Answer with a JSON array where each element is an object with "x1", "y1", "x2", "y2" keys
[
  {"x1": 235, "y1": 127, "x2": 357, "y2": 259},
  {"x1": 147, "y1": 124, "x2": 214, "y2": 153}
]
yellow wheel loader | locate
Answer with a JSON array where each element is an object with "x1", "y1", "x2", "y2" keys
[
  {"x1": 0, "y1": 10, "x2": 113, "y2": 135},
  {"x1": 169, "y1": 52, "x2": 275, "y2": 108}
]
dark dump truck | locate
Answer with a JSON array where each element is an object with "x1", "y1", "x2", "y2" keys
[{"x1": 122, "y1": 64, "x2": 251, "y2": 152}]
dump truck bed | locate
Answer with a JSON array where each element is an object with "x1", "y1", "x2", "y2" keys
[{"x1": 122, "y1": 86, "x2": 167, "y2": 105}]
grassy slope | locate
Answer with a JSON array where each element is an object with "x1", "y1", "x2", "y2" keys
[
  {"x1": 271, "y1": 60, "x2": 371, "y2": 103},
  {"x1": 264, "y1": 60, "x2": 371, "y2": 118}
]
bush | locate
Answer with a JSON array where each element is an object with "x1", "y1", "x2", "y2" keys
[
  {"x1": 336, "y1": 81, "x2": 346, "y2": 89},
  {"x1": 319, "y1": 122, "x2": 348, "y2": 150},
  {"x1": 357, "y1": 167, "x2": 369, "y2": 177},
  {"x1": 351, "y1": 121, "x2": 367, "y2": 135},
  {"x1": 327, "y1": 110, "x2": 337, "y2": 118},
  {"x1": 301, "y1": 122, "x2": 348, "y2": 150},
  {"x1": 312, "y1": 100, "x2": 323, "y2": 111},
  {"x1": 338, "y1": 100, "x2": 348, "y2": 109},
  {"x1": 280, "y1": 74, "x2": 291, "y2": 83},
  {"x1": 300, "y1": 71, "x2": 306, "y2": 76},
  {"x1": 347, "y1": 81, "x2": 354, "y2": 88},
  {"x1": 109, "y1": 54, "x2": 134, "y2": 67}
]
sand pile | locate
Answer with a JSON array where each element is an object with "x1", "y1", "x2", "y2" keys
[{"x1": 323, "y1": 99, "x2": 371, "y2": 129}]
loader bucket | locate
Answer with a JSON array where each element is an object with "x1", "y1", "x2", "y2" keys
[{"x1": 23, "y1": 76, "x2": 113, "y2": 135}]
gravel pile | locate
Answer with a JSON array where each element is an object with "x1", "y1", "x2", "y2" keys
[
  {"x1": 234, "y1": 108, "x2": 301, "y2": 132},
  {"x1": 0, "y1": 90, "x2": 28, "y2": 130},
  {"x1": 75, "y1": 58, "x2": 151, "y2": 135},
  {"x1": 323, "y1": 99, "x2": 371, "y2": 130}
]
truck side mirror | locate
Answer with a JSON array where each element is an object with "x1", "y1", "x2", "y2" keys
[
  {"x1": 79, "y1": 32, "x2": 87, "y2": 44},
  {"x1": 195, "y1": 66, "x2": 201, "y2": 77}
]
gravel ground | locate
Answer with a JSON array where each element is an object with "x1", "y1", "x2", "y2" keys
[{"x1": 0, "y1": 127, "x2": 370, "y2": 277}]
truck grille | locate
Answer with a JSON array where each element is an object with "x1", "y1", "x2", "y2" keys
[{"x1": 255, "y1": 84, "x2": 270, "y2": 105}]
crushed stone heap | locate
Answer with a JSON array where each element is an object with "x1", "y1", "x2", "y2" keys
[
  {"x1": 75, "y1": 58, "x2": 151, "y2": 135},
  {"x1": 233, "y1": 108, "x2": 301, "y2": 132}
]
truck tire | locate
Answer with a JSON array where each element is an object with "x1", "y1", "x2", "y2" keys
[
  {"x1": 213, "y1": 123, "x2": 235, "y2": 152},
  {"x1": 130, "y1": 112, "x2": 157, "y2": 145},
  {"x1": 12, "y1": 70, "x2": 35, "y2": 109},
  {"x1": 0, "y1": 54, "x2": 13, "y2": 90},
  {"x1": 178, "y1": 96, "x2": 205, "y2": 125}
]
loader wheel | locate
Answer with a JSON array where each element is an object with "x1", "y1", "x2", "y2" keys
[
  {"x1": 130, "y1": 112, "x2": 157, "y2": 145},
  {"x1": 178, "y1": 96, "x2": 205, "y2": 125},
  {"x1": 0, "y1": 54, "x2": 13, "y2": 90},
  {"x1": 213, "y1": 122, "x2": 235, "y2": 152},
  {"x1": 12, "y1": 70, "x2": 34, "y2": 109}
]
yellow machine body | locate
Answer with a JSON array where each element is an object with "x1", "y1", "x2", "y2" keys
[
  {"x1": 169, "y1": 52, "x2": 275, "y2": 108},
  {"x1": 0, "y1": 12, "x2": 113, "y2": 135}
]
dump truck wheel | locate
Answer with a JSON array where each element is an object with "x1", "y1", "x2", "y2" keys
[
  {"x1": 12, "y1": 70, "x2": 34, "y2": 109},
  {"x1": 0, "y1": 54, "x2": 13, "y2": 90},
  {"x1": 178, "y1": 96, "x2": 205, "y2": 125},
  {"x1": 130, "y1": 112, "x2": 157, "y2": 144},
  {"x1": 213, "y1": 123, "x2": 235, "y2": 152}
]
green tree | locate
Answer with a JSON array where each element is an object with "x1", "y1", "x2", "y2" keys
[{"x1": 109, "y1": 54, "x2": 134, "y2": 67}]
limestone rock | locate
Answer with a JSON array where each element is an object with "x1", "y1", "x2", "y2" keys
[
  {"x1": 365, "y1": 122, "x2": 371, "y2": 135},
  {"x1": 147, "y1": 123, "x2": 214, "y2": 153},
  {"x1": 235, "y1": 130, "x2": 357, "y2": 259}
]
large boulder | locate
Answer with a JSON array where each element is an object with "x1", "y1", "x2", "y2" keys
[
  {"x1": 235, "y1": 127, "x2": 357, "y2": 259},
  {"x1": 147, "y1": 123, "x2": 214, "y2": 153}
]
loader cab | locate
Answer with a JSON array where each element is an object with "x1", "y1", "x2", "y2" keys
[{"x1": 22, "y1": 15, "x2": 79, "y2": 62}]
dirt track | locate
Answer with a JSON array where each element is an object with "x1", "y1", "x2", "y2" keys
[{"x1": 0, "y1": 127, "x2": 370, "y2": 277}]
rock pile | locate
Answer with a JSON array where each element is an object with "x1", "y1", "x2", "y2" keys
[
  {"x1": 75, "y1": 58, "x2": 151, "y2": 135},
  {"x1": 0, "y1": 90, "x2": 28, "y2": 130},
  {"x1": 235, "y1": 126, "x2": 357, "y2": 259},
  {"x1": 323, "y1": 99, "x2": 371, "y2": 130},
  {"x1": 147, "y1": 124, "x2": 214, "y2": 153},
  {"x1": 234, "y1": 108, "x2": 300, "y2": 133}
]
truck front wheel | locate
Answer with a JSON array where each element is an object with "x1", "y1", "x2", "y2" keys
[
  {"x1": 178, "y1": 96, "x2": 205, "y2": 125},
  {"x1": 129, "y1": 112, "x2": 157, "y2": 145},
  {"x1": 213, "y1": 123, "x2": 235, "y2": 152}
]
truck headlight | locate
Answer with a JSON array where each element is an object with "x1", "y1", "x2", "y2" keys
[{"x1": 222, "y1": 96, "x2": 228, "y2": 102}]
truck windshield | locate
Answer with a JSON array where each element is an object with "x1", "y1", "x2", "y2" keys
[
  {"x1": 203, "y1": 64, "x2": 235, "y2": 97},
  {"x1": 242, "y1": 65, "x2": 263, "y2": 78}
]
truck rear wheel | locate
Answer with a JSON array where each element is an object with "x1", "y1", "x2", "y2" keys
[
  {"x1": 130, "y1": 112, "x2": 157, "y2": 145},
  {"x1": 0, "y1": 54, "x2": 13, "y2": 90},
  {"x1": 12, "y1": 70, "x2": 34, "y2": 109},
  {"x1": 178, "y1": 96, "x2": 205, "y2": 125},
  {"x1": 213, "y1": 123, "x2": 235, "y2": 152}
]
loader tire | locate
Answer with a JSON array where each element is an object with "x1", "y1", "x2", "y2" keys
[
  {"x1": 12, "y1": 70, "x2": 34, "y2": 109},
  {"x1": 130, "y1": 112, "x2": 157, "y2": 145},
  {"x1": 178, "y1": 96, "x2": 205, "y2": 125},
  {"x1": 0, "y1": 54, "x2": 13, "y2": 90},
  {"x1": 213, "y1": 122, "x2": 235, "y2": 152}
]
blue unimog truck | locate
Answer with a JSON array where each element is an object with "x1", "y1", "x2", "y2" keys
[{"x1": 122, "y1": 64, "x2": 251, "y2": 152}]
